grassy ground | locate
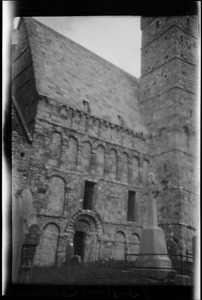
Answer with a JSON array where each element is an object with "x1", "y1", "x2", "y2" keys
[
  {"x1": 32, "y1": 261, "x2": 137, "y2": 285},
  {"x1": 31, "y1": 260, "x2": 177, "y2": 286}
]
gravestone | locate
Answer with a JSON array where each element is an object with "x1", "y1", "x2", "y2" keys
[{"x1": 135, "y1": 173, "x2": 174, "y2": 280}]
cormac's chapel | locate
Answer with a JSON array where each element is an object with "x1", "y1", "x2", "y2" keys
[{"x1": 11, "y1": 16, "x2": 199, "y2": 281}]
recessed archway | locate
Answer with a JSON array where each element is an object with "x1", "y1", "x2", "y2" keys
[{"x1": 65, "y1": 210, "x2": 104, "y2": 262}]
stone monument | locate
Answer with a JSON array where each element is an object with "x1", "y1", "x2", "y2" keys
[{"x1": 135, "y1": 172, "x2": 174, "y2": 280}]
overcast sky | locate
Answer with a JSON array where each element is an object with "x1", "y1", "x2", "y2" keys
[{"x1": 29, "y1": 17, "x2": 142, "y2": 78}]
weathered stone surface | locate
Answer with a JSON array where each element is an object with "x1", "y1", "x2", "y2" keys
[
  {"x1": 34, "y1": 224, "x2": 59, "y2": 266},
  {"x1": 46, "y1": 176, "x2": 65, "y2": 216},
  {"x1": 139, "y1": 15, "x2": 198, "y2": 257}
]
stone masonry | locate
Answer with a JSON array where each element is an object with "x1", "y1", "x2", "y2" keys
[
  {"x1": 11, "y1": 15, "x2": 199, "y2": 279},
  {"x1": 139, "y1": 16, "x2": 199, "y2": 256}
]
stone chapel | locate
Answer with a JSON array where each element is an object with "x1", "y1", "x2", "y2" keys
[{"x1": 11, "y1": 16, "x2": 199, "y2": 279}]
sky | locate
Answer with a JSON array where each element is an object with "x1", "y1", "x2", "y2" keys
[{"x1": 23, "y1": 16, "x2": 142, "y2": 78}]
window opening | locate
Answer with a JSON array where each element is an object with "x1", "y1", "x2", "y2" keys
[
  {"x1": 117, "y1": 115, "x2": 124, "y2": 126},
  {"x1": 83, "y1": 100, "x2": 91, "y2": 114},
  {"x1": 83, "y1": 181, "x2": 95, "y2": 210},
  {"x1": 156, "y1": 20, "x2": 160, "y2": 28}
]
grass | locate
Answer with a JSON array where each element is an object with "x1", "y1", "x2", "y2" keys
[
  {"x1": 31, "y1": 260, "x2": 181, "y2": 286},
  {"x1": 31, "y1": 260, "x2": 143, "y2": 285}
]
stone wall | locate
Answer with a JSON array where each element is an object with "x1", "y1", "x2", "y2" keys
[
  {"x1": 12, "y1": 19, "x2": 38, "y2": 135},
  {"x1": 140, "y1": 16, "x2": 199, "y2": 254},
  {"x1": 12, "y1": 103, "x2": 36, "y2": 282},
  {"x1": 29, "y1": 93, "x2": 149, "y2": 265},
  {"x1": 21, "y1": 17, "x2": 145, "y2": 133},
  {"x1": 11, "y1": 15, "x2": 199, "y2": 271},
  {"x1": 12, "y1": 18, "x2": 149, "y2": 267}
]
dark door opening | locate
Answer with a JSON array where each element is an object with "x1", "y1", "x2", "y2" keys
[
  {"x1": 73, "y1": 231, "x2": 85, "y2": 261},
  {"x1": 83, "y1": 181, "x2": 95, "y2": 210}
]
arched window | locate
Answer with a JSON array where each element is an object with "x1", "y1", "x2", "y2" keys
[
  {"x1": 142, "y1": 159, "x2": 149, "y2": 183},
  {"x1": 122, "y1": 153, "x2": 129, "y2": 183},
  {"x1": 62, "y1": 136, "x2": 78, "y2": 170},
  {"x1": 60, "y1": 105, "x2": 67, "y2": 117},
  {"x1": 131, "y1": 233, "x2": 140, "y2": 245},
  {"x1": 49, "y1": 132, "x2": 62, "y2": 166},
  {"x1": 96, "y1": 145, "x2": 105, "y2": 177},
  {"x1": 109, "y1": 149, "x2": 118, "y2": 180},
  {"x1": 46, "y1": 176, "x2": 65, "y2": 216},
  {"x1": 82, "y1": 141, "x2": 92, "y2": 173},
  {"x1": 132, "y1": 156, "x2": 139, "y2": 185},
  {"x1": 34, "y1": 223, "x2": 59, "y2": 266}
]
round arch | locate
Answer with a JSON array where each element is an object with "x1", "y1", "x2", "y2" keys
[
  {"x1": 65, "y1": 210, "x2": 104, "y2": 262},
  {"x1": 65, "y1": 209, "x2": 104, "y2": 235}
]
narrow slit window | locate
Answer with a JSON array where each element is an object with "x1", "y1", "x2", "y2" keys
[
  {"x1": 156, "y1": 20, "x2": 160, "y2": 29},
  {"x1": 117, "y1": 115, "x2": 124, "y2": 126},
  {"x1": 83, "y1": 100, "x2": 91, "y2": 114}
]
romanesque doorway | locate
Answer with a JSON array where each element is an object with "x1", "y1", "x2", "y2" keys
[{"x1": 66, "y1": 210, "x2": 104, "y2": 263}]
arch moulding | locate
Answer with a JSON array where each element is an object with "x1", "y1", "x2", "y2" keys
[{"x1": 65, "y1": 209, "x2": 104, "y2": 236}]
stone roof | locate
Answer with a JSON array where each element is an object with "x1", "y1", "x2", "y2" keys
[{"x1": 21, "y1": 17, "x2": 147, "y2": 132}]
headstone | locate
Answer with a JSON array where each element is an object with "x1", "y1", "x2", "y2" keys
[
  {"x1": 71, "y1": 255, "x2": 82, "y2": 265},
  {"x1": 135, "y1": 173, "x2": 174, "y2": 280}
]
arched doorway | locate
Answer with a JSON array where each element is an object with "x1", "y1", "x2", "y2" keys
[
  {"x1": 73, "y1": 217, "x2": 96, "y2": 262},
  {"x1": 66, "y1": 210, "x2": 104, "y2": 262}
]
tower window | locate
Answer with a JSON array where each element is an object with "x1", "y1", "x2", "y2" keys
[
  {"x1": 83, "y1": 100, "x2": 91, "y2": 114},
  {"x1": 156, "y1": 20, "x2": 160, "y2": 29},
  {"x1": 83, "y1": 181, "x2": 95, "y2": 210},
  {"x1": 127, "y1": 191, "x2": 137, "y2": 222},
  {"x1": 118, "y1": 115, "x2": 124, "y2": 126}
]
